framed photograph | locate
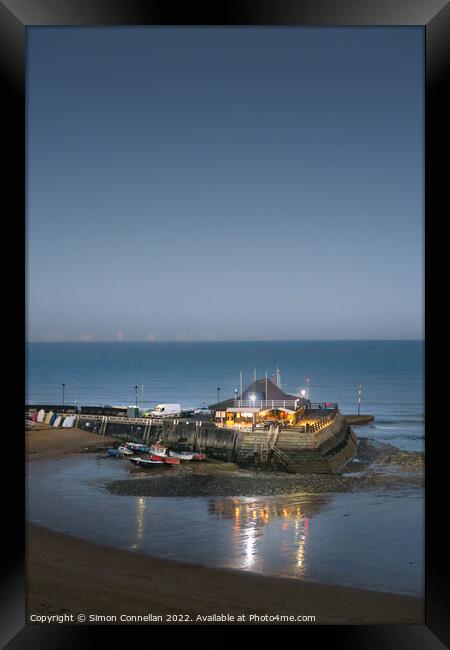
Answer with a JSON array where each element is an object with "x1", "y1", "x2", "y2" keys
[{"x1": 2, "y1": 0, "x2": 448, "y2": 645}]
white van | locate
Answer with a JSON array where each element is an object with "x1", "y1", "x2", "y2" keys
[{"x1": 150, "y1": 403, "x2": 182, "y2": 418}]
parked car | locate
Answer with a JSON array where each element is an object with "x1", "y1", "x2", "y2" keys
[
  {"x1": 180, "y1": 409, "x2": 195, "y2": 418},
  {"x1": 150, "y1": 403, "x2": 182, "y2": 418},
  {"x1": 194, "y1": 407, "x2": 212, "y2": 416}
]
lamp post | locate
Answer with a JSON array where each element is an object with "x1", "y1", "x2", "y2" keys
[
  {"x1": 62, "y1": 383, "x2": 65, "y2": 407},
  {"x1": 135, "y1": 385, "x2": 138, "y2": 408},
  {"x1": 306, "y1": 377, "x2": 310, "y2": 400},
  {"x1": 217, "y1": 387, "x2": 221, "y2": 404},
  {"x1": 357, "y1": 383, "x2": 362, "y2": 416},
  {"x1": 250, "y1": 393, "x2": 256, "y2": 428}
]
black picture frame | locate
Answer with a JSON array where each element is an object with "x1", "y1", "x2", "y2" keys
[{"x1": 2, "y1": 0, "x2": 448, "y2": 645}]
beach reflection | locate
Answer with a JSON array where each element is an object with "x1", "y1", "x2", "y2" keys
[
  {"x1": 128, "y1": 491, "x2": 326, "y2": 574},
  {"x1": 209, "y1": 495, "x2": 327, "y2": 575},
  {"x1": 131, "y1": 497, "x2": 146, "y2": 551}
]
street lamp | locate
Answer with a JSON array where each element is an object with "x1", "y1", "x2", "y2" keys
[
  {"x1": 135, "y1": 385, "x2": 139, "y2": 408},
  {"x1": 62, "y1": 383, "x2": 65, "y2": 406},
  {"x1": 217, "y1": 387, "x2": 221, "y2": 404},
  {"x1": 300, "y1": 389, "x2": 306, "y2": 398},
  {"x1": 249, "y1": 393, "x2": 256, "y2": 428},
  {"x1": 357, "y1": 383, "x2": 362, "y2": 416}
]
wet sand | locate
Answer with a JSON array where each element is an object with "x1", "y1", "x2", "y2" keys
[
  {"x1": 107, "y1": 437, "x2": 424, "y2": 497},
  {"x1": 27, "y1": 523, "x2": 423, "y2": 624},
  {"x1": 26, "y1": 424, "x2": 115, "y2": 461}
]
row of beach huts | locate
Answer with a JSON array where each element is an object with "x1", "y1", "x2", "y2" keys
[{"x1": 27, "y1": 409, "x2": 77, "y2": 428}]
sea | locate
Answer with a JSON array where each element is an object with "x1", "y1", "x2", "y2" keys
[{"x1": 27, "y1": 340, "x2": 424, "y2": 451}]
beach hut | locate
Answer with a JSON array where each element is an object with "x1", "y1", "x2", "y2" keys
[
  {"x1": 63, "y1": 415, "x2": 74, "y2": 428},
  {"x1": 44, "y1": 411, "x2": 53, "y2": 424}
]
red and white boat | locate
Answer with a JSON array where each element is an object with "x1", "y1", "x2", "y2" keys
[
  {"x1": 150, "y1": 444, "x2": 168, "y2": 456},
  {"x1": 151, "y1": 455, "x2": 180, "y2": 465},
  {"x1": 129, "y1": 456, "x2": 164, "y2": 467}
]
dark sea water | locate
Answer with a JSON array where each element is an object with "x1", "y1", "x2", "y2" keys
[{"x1": 27, "y1": 340, "x2": 424, "y2": 451}]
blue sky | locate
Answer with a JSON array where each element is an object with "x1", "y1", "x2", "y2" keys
[{"x1": 27, "y1": 27, "x2": 424, "y2": 341}]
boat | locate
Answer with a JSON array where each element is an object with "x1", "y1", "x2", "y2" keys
[
  {"x1": 150, "y1": 444, "x2": 168, "y2": 456},
  {"x1": 125, "y1": 442, "x2": 148, "y2": 451},
  {"x1": 154, "y1": 455, "x2": 180, "y2": 465},
  {"x1": 118, "y1": 445, "x2": 133, "y2": 456},
  {"x1": 129, "y1": 456, "x2": 164, "y2": 467},
  {"x1": 168, "y1": 450, "x2": 195, "y2": 461},
  {"x1": 193, "y1": 453, "x2": 207, "y2": 461},
  {"x1": 108, "y1": 448, "x2": 121, "y2": 457}
]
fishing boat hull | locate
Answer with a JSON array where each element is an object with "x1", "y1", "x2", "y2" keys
[
  {"x1": 168, "y1": 450, "x2": 195, "y2": 461},
  {"x1": 161, "y1": 456, "x2": 180, "y2": 465},
  {"x1": 130, "y1": 456, "x2": 164, "y2": 467}
]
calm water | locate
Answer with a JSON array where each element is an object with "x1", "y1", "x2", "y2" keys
[
  {"x1": 27, "y1": 456, "x2": 423, "y2": 596},
  {"x1": 27, "y1": 340, "x2": 424, "y2": 450}
]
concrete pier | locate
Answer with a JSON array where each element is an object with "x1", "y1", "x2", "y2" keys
[
  {"x1": 237, "y1": 410, "x2": 357, "y2": 473},
  {"x1": 343, "y1": 415, "x2": 375, "y2": 425}
]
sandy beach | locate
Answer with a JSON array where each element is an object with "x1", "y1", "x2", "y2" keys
[
  {"x1": 26, "y1": 423, "x2": 115, "y2": 461},
  {"x1": 27, "y1": 522, "x2": 422, "y2": 625},
  {"x1": 26, "y1": 426, "x2": 424, "y2": 625}
]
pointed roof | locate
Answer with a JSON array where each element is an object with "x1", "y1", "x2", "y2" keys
[
  {"x1": 242, "y1": 378, "x2": 298, "y2": 401},
  {"x1": 209, "y1": 378, "x2": 309, "y2": 410}
]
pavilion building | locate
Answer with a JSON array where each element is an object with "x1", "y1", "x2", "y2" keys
[{"x1": 209, "y1": 378, "x2": 310, "y2": 428}]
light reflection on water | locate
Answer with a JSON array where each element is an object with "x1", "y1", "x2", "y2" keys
[
  {"x1": 209, "y1": 498, "x2": 311, "y2": 575},
  {"x1": 26, "y1": 456, "x2": 423, "y2": 595}
]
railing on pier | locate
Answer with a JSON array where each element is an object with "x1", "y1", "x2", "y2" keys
[
  {"x1": 290, "y1": 405, "x2": 339, "y2": 433},
  {"x1": 231, "y1": 399, "x2": 302, "y2": 410},
  {"x1": 227, "y1": 399, "x2": 336, "y2": 411}
]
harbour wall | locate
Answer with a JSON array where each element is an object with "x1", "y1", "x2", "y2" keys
[{"x1": 76, "y1": 415, "x2": 242, "y2": 462}]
